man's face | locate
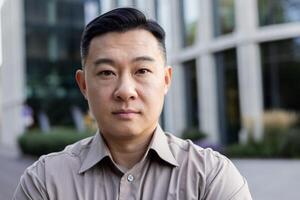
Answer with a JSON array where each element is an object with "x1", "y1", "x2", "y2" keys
[{"x1": 76, "y1": 29, "x2": 172, "y2": 141}]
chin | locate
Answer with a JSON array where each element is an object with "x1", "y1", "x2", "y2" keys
[
  {"x1": 102, "y1": 125, "x2": 142, "y2": 138},
  {"x1": 118, "y1": 126, "x2": 141, "y2": 135}
]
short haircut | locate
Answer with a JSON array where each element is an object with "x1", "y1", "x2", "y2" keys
[{"x1": 80, "y1": 7, "x2": 166, "y2": 66}]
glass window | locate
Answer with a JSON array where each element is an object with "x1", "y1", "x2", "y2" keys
[
  {"x1": 180, "y1": 0, "x2": 199, "y2": 47},
  {"x1": 213, "y1": 0, "x2": 235, "y2": 36},
  {"x1": 215, "y1": 49, "x2": 240, "y2": 144},
  {"x1": 56, "y1": 32, "x2": 82, "y2": 61},
  {"x1": 26, "y1": 33, "x2": 48, "y2": 59},
  {"x1": 56, "y1": 1, "x2": 84, "y2": 27},
  {"x1": 25, "y1": 0, "x2": 48, "y2": 24},
  {"x1": 260, "y1": 39, "x2": 300, "y2": 113},
  {"x1": 25, "y1": 0, "x2": 86, "y2": 126},
  {"x1": 258, "y1": 0, "x2": 300, "y2": 26},
  {"x1": 26, "y1": 60, "x2": 85, "y2": 125},
  {"x1": 183, "y1": 60, "x2": 199, "y2": 129}
]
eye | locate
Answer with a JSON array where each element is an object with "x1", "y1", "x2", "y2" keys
[
  {"x1": 97, "y1": 70, "x2": 115, "y2": 76},
  {"x1": 136, "y1": 68, "x2": 151, "y2": 75}
]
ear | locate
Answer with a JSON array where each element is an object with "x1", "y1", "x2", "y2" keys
[
  {"x1": 75, "y1": 69, "x2": 87, "y2": 99},
  {"x1": 164, "y1": 66, "x2": 172, "y2": 94}
]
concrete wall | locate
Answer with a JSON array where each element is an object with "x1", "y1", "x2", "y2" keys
[{"x1": 0, "y1": 0, "x2": 25, "y2": 154}]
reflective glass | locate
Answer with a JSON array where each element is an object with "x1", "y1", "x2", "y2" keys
[
  {"x1": 213, "y1": 0, "x2": 235, "y2": 37},
  {"x1": 260, "y1": 39, "x2": 300, "y2": 113},
  {"x1": 25, "y1": 0, "x2": 88, "y2": 125},
  {"x1": 214, "y1": 49, "x2": 240, "y2": 144},
  {"x1": 180, "y1": 0, "x2": 199, "y2": 47},
  {"x1": 26, "y1": 33, "x2": 48, "y2": 59},
  {"x1": 56, "y1": 33, "x2": 82, "y2": 61},
  {"x1": 258, "y1": 0, "x2": 300, "y2": 26},
  {"x1": 56, "y1": 1, "x2": 84, "y2": 27},
  {"x1": 25, "y1": 0, "x2": 48, "y2": 24},
  {"x1": 183, "y1": 60, "x2": 199, "y2": 129}
]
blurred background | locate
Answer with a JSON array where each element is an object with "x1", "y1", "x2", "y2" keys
[{"x1": 1, "y1": 0, "x2": 300, "y2": 199}]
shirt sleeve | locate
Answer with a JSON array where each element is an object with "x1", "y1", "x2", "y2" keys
[
  {"x1": 12, "y1": 159, "x2": 49, "y2": 200},
  {"x1": 202, "y1": 152, "x2": 253, "y2": 200},
  {"x1": 229, "y1": 178, "x2": 252, "y2": 200}
]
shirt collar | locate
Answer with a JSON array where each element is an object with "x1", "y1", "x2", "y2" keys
[
  {"x1": 148, "y1": 125, "x2": 178, "y2": 167},
  {"x1": 78, "y1": 125, "x2": 178, "y2": 174},
  {"x1": 79, "y1": 131, "x2": 110, "y2": 174}
]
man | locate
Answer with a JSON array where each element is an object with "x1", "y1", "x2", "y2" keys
[{"x1": 13, "y1": 8, "x2": 252, "y2": 199}]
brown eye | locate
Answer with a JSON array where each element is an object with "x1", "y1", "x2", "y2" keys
[
  {"x1": 136, "y1": 68, "x2": 151, "y2": 75},
  {"x1": 98, "y1": 70, "x2": 115, "y2": 76}
]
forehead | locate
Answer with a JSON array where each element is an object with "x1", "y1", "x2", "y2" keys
[{"x1": 88, "y1": 29, "x2": 163, "y2": 60}]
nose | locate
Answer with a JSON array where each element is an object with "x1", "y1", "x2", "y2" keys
[{"x1": 113, "y1": 75, "x2": 138, "y2": 102}]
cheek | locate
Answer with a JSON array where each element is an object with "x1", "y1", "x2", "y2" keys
[
  {"x1": 86, "y1": 83, "x2": 112, "y2": 106},
  {"x1": 144, "y1": 78, "x2": 166, "y2": 96},
  {"x1": 140, "y1": 82, "x2": 165, "y2": 107}
]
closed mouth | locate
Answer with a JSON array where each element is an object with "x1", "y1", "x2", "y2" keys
[{"x1": 112, "y1": 109, "x2": 141, "y2": 115}]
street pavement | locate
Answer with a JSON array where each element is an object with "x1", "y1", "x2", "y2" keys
[
  {"x1": 1, "y1": 153, "x2": 299, "y2": 200},
  {"x1": 0, "y1": 154, "x2": 35, "y2": 200},
  {"x1": 233, "y1": 159, "x2": 300, "y2": 200}
]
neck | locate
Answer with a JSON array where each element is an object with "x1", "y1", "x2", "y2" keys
[{"x1": 102, "y1": 129, "x2": 155, "y2": 169}]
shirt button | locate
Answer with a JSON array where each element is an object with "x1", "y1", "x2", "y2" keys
[{"x1": 127, "y1": 174, "x2": 134, "y2": 182}]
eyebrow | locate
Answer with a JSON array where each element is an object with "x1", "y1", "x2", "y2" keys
[
  {"x1": 132, "y1": 56, "x2": 155, "y2": 62},
  {"x1": 93, "y1": 58, "x2": 115, "y2": 67},
  {"x1": 93, "y1": 56, "x2": 155, "y2": 67}
]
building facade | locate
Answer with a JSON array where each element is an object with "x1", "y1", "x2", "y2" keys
[
  {"x1": 97, "y1": 0, "x2": 300, "y2": 145},
  {"x1": 1, "y1": 0, "x2": 300, "y2": 152}
]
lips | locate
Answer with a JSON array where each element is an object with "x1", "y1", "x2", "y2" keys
[
  {"x1": 112, "y1": 109, "x2": 141, "y2": 119},
  {"x1": 112, "y1": 109, "x2": 140, "y2": 114}
]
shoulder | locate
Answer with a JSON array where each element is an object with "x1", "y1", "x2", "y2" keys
[
  {"x1": 165, "y1": 133, "x2": 239, "y2": 181},
  {"x1": 165, "y1": 133, "x2": 251, "y2": 199},
  {"x1": 26, "y1": 135, "x2": 94, "y2": 176},
  {"x1": 14, "y1": 136, "x2": 95, "y2": 199},
  {"x1": 166, "y1": 132, "x2": 239, "y2": 175},
  {"x1": 165, "y1": 132, "x2": 228, "y2": 166}
]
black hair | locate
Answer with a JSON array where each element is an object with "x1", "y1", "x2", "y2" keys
[{"x1": 80, "y1": 7, "x2": 166, "y2": 66}]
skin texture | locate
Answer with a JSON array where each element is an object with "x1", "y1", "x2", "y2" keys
[{"x1": 75, "y1": 29, "x2": 172, "y2": 168}]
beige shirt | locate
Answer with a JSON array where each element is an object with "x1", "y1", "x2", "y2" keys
[{"x1": 13, "y1": 125, "x2": 252, "y2": 200}]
